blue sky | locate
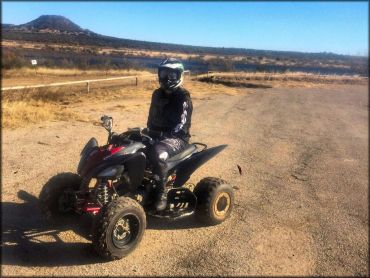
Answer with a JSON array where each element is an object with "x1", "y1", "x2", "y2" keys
[{"x1": 2, "y1": 1, "x2": 368, "y2": 56}]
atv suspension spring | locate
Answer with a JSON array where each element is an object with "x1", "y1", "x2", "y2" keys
[{"x1": 96, "y1": 183, "x2": 109, "y2": 206}]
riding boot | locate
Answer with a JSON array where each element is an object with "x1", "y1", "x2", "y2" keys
[{"x1": 155, "y1": 178, "x2": 168, "y2": 211}]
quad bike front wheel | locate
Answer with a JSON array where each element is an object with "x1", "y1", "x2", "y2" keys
[
  {"x1": 39, "y1": 172, "x2": 82, "y2": 222},
  {"x1": 193, "y1": 177, "x2": 234, "y2": 225},
  {"x1": 92, "y1": 196, "x2": 146, "y2": 260}
]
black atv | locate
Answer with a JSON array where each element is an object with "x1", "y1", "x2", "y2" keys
[{"x1": 39, "y1": 115, "x2": 234, "y2": 260}]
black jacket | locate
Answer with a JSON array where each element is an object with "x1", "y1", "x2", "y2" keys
[{"x1": 147, "y1": 87, "x2": 193, "y2": 141}]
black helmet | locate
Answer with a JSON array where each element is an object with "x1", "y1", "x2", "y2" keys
[{"x1": 158, "y1": 58, "x2": 184, "y2": 90}]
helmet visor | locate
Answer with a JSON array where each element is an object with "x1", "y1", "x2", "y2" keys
[{"x1": 158, "y1": 68, "x2": 179, "y2": 81}]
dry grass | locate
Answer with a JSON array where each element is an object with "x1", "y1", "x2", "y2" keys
[
  {"x1": 2, "y1": 68, "x2": 156, "y2": 88},
  {"x1": 2, "y1": 67, "x2": 153, "y2": 79},
  {"x1": 2, "y1": 99, "x2": 88, "y2": 129},
  {"x1": 1, "y1": 77, "x2": 159, "y2": 129},
  {"x1": 1, "y1": 76, "x2": 241, "y2": 129},
  {"x1": 2, "y1": 68, "x2": 367, "y2": 129},
  {"x1": 196, "y1": 71, "x2": 368, "y2": 88}
]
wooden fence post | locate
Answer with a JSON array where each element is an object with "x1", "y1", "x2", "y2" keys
[
  {"x1": 135, "y1": 77, "x2": 138, "y2": 86},
  {"x1": 87, "y1": 82, "x2": 90, "y2": 93}
]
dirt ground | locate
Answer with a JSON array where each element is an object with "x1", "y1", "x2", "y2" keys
[{"x1": 1, "y1": 84, "x2": 368, "y2": 276}]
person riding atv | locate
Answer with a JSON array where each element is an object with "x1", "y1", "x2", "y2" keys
[
  {"x1": 39, "y1": 58, "x2": 234, "y2": 260},
  {"x1": 147, "y1": 58, "x2": 193, "y2": 211},
  {"x1": 113, "y1": 58, "x2": 192, "y2": 211}
]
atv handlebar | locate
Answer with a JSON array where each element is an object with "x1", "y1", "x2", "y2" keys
[
  {"x1": 140, "y1": 129, "x2": 155, "y2": 145},
  {"x1": 109, "y1": 127, "x2": 155, "y2": 146},
  {"x1": 100, "y1": 115, "x2": 155, "y2": 145}
]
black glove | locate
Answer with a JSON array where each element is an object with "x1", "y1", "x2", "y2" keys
[{"x1": 141, "y1": 127, "x2": 149, "y2": 135}]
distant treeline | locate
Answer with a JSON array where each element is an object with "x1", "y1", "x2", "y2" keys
[
  {"x1": 2, "y1": 48, "x2": 145, "y2": 71},
  {"x1": 3, "y1": 30, "x2": 367, "y2": 63},
  {"x1": 2, "y1": 47, "x2": 369, "y2": 76}
]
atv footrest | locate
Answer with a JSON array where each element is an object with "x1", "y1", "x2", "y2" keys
[
  {"x1": 148, "y1": 208, "x2": 195, "y2": 220},
  {"x1": 148, "y1": 187, "x2": 197, "y2": 220}
]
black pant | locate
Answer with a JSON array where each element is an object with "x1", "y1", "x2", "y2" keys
[{"x1": 148, "y1": 137, "x2": 187, "y2": 182}]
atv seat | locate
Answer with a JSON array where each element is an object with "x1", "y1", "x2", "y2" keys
[
  {"x1": 166, "y1": 144, "x2": 197, "y2": 170},
  {"x1": 168, "y1": 144, "x2": 197, "y2": 163}
]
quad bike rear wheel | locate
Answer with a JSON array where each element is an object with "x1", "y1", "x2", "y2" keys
[
  {"x1": 92, "y1": 196, "x2": 146, "y2": 260},
  {"x1": 193, "y1": 177, "x2": 234, "y2": 225},
  {"x1": 39, "y1": 172, "x2": 82, "y2": 222}
]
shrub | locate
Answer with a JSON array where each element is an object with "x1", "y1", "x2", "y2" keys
[{"x1": 2, "y1": 50, "x2": 27, "y2": 69}]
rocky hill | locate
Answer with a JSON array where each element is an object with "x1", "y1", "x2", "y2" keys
[{"x1": 3, "y1": 15, "x2": 94, "y2": 35}]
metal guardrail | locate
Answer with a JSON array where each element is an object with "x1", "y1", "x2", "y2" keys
[{"x1": 1, "y1": 70, "x2": 191, "y2": 92}]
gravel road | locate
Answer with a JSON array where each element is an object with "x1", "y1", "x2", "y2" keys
[{"x1": 1, "y1": 84, "x2": 368, "y2": 276}]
